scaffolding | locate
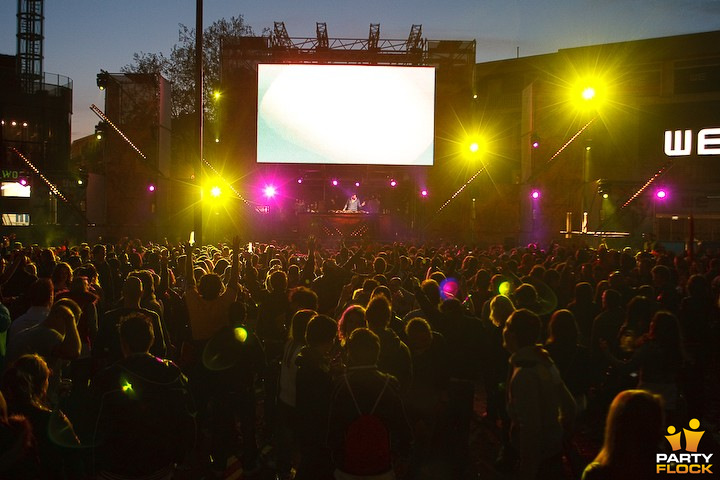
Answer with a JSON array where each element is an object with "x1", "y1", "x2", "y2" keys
[
  {"x1": 221, "y1": 22, "x2": 478, "y2": 77},
  {"x1": 258, "y1": 23, "x2": 430, "y2": 65},
  {"x1": 16, "y1": 0, "x2": 44, "y2": 93}
]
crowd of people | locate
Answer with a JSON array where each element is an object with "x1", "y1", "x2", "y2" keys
[{"x1": 0, "y1": 233, "x2": 719, "y2": 479}]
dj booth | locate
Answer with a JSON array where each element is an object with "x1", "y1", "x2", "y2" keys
[{"x1": 296, "y1": 212, "x2": 395, "y2": 239}]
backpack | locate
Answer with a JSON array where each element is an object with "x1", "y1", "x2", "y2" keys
[{"x1": 341, "y1": 374, "x2": 392, "y2": 476}]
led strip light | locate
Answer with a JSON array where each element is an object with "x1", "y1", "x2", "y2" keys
[
  {"x1": 10, "y1": 147, "x2": 68, "y2": 202},
  {"x1": 91, "y1": 104, "x2": 253, "y2": 206}
]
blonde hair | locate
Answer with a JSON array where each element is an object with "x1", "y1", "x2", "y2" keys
[{"x1": 489, "y1": 294, "x2": 515, "y2": 328}]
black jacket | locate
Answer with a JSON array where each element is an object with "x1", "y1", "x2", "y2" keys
[
  {"x1": 89, "y1": 353, "x2": 195, "y2": 477},
  {"x1": 374, "y1": 327, "x2": 413, "y2": 391}
]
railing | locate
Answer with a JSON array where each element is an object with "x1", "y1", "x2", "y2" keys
[
  {"x1": 43, "y1": 72, "x2": 73, "y2": 89},
  {"x1": 32, "y1": 72, "x2": 74, "y2": 97}
]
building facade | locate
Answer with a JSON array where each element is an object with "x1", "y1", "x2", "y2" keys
[
  {"x1": 0, "y1": 53, "x2": 80, "y2": 243},
  {"x1": 466, "y1": 30, "x2": 720, "y2": 248}
]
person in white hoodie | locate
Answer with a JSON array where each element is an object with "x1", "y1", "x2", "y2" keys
[{"x1": 503, "y1": 308, "x2": 576, "y2": 480}]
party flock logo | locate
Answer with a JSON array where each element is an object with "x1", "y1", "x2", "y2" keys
[{"x1": 656, "y1": 418, "x2": 713, "y2": 474}]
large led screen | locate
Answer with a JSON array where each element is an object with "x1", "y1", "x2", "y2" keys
[{"x1": 257, "y1": 64, "x2": 435, "y2": 165}]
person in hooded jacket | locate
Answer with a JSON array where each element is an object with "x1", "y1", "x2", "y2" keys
[
  {"x1": 294, "y1": 314, "x2": 338, "y2": 480},
  {"x1": 503, "y1": 309, "x2": 576, "y2": 480},
  {"x1": 89, "y1": 312, "x2": 195, "y2": 479},
  {"x1": 365, "y1": 295, "x2": 412, "y2": 392}
]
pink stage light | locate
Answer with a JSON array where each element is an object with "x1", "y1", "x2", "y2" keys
[
  {"x1": 263, "y1": 185, "x2": 277, "y2": 198},
  {"x1": 355, "y1": 181, "x2": 361, "y2": 187},
  {"x1": 439, "y1": 278, "x2": 459, "y2": 300},
  {"x1": 148, "y1": 184, "x2": 156, "y2": 192},
  {"x1": 531, "y1": 190, "x2": 540, "y2": 199},
  {"x1": 656, "y1": 190, "x2": 667, "y2": 199},
  {"x1": 531, "y1": 133, "x2": 540, "y2": 149},
  {"x1": 19, "y1": 179, "x2": 28, "y2": 186},
  {"x1": 331, "y1": 179, "x2": 338, "y2": 186},
  {"x1": 390, "y1": 179, "x2": 397, "y2": 187},
  {"x1": 420, "y1": 189, "x2": 428, "y2": 197},
  {"x1": 297, "y1": 178, "x2": 303, "y2": 184}
]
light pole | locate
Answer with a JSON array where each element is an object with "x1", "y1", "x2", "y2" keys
[
  {"x1": 654, "y1": 189, "x2": 667, "y2": 240},
  {"x1": 471, "y1": 197, "x2": 476, "y2": 243},
  {"x1": 582, "y1": 142, "x2": 591, "y2": 233},
  {"x1": 194, "y1": 0, "x2": 204, "y2": 245}
]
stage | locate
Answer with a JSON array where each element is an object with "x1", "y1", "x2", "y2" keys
[{"x1": 295, "y1": 212, "x2": 398, "y2": 240}]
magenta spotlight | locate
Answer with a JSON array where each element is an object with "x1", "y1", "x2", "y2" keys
[
  {"x1": 439, "y1": 278, "x2": 459, "y2": 300},
  {"x1": 656, "y1": 189, "x2": 667, "y2": 199},
  {"x1": 390, "y1": 179, "x2": 397, "y2": 187},
  {"x1": 297, "y1": 178, "x2": 303, "y2": 184},
  {"x1": 19, "y1": 179, "x2": 28, "y2": 186},
  {"x1": 148, "y1": 184, "x2": 156, "y2": 192},
  {"x1": 420, "y1": 189, "x2": 428, "y2": 197},
  {"x1": 331, "y1": 179, "x2": 338, "y2": 186},
  {"x1": 355, "y1": 181, "x2": 360, "y2": 187},
  {"x1": 531, "y1": 133, "x2": 540, "y2": 149},
  {"x1": 531, "y1": 190, "x2": 540, "y2": 199},
  {"x1": 263, "y1": 185, "x2": 277, "y2": 198}
]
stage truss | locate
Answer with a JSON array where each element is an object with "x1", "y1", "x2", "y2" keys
[{"x1": 221, "y1": 22, "x2": 475, "y2": 71}]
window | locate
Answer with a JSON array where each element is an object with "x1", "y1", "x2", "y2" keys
[
  {"x1": 1, "y1": 213, "x2": 30, "y2": 226},
  {"x1": 1, "y1": 182, "x2": 31, "y2": 197}
]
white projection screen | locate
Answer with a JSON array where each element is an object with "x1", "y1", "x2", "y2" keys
[{"x1": 257, "y1": 64, "x2": 435, "y2": 165}]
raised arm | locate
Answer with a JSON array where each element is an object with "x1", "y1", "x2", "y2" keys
[
  {"x1": 299, "y1": 235, "x2": 316, "y2": 287},
  {"x1": 184, "y1": 242, "x2": 196, "y2": 290},
  {"x1": 54, "y1": 310, "x2": 81, "y2": 360},
  {"x1": 0, "y1": 252, "x2": 23, "y2": 286},
  {"x1": 229, "y1": 236, "x2": 240, "y2": 292},
  {"x1": 158, "y1": 249, "x2": 170, "y2": 295}
]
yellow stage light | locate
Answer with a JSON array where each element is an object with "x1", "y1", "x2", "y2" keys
[
  {"x1": 210, "y1": 186, "x2": 222, "y2": 197},
  {"x1": 464, "y1": 134, "x2": 488, "y2": 157},
  {"x1": 567, "y1": 75, "x2": 612, "y2": 112},
  {"x1": 581, "y1": 87, "x2": 596, "y2": 100}
]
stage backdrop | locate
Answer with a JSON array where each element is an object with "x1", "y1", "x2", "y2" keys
[{"x1": 257, "y1": 64, "x2": 435, "y2": 166}]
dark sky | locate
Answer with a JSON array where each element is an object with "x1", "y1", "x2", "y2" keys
[{"x1": 1, "y1": 0, "x2": 719, "y2": 140}]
